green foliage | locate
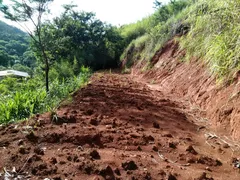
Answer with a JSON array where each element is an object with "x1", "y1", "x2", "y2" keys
[
  {"x1": 0, "y1": 67, "x2": 91, "y2": 123},
  {"x1": 180, "y1": 0, "x2": 240, "y2": 81}
]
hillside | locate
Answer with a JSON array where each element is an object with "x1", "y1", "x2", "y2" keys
[{"x1": 0, "y1": 20, "x2": 34, "y2": 69}]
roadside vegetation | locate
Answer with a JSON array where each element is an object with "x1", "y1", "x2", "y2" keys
[{"x1": 0, "y1": 66, "x2": 90, "y2": 123}]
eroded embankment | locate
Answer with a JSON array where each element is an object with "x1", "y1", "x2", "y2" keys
[{"x1": 131, "y1": 39, "x2": 240, "y2": 140}]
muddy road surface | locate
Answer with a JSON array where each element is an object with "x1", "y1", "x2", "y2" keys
[{"x1": 0, "y1": 73, "x2": 239, "y2": 180}]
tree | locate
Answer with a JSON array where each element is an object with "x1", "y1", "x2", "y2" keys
[
  {"x1": 39, "y1": 5, "x2": 123, "y2": 72},
  {"x1": 0, "y1": 0, "x2": 53, "y2": 92}
]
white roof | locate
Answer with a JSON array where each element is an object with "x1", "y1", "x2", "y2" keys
[{"x1": 0, "y1": 70, "x2": 30, "y2": 77}]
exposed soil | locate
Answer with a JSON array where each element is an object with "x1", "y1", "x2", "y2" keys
[
  {"x1": 132, "y1": 39, "x2": 240, "y2": 140},
  {"x1": 0, "y1": 72, "x2": 240, "y2": 179}
]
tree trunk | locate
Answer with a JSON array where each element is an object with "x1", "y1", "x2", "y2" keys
[{"x1": 45, "y1": 59, "x2": 49, "y2": 92}]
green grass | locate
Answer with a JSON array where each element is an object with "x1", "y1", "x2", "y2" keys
[{"x1": 180, "y1": 0, "x2": 240, "y2": 82}]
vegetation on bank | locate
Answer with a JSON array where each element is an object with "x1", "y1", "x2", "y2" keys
[
  {"x1": 0, "y1": 66, "x2": 90, "y2": 123},
  {"x1": 121, "y1": 0, "x2": 240, "y2": 82}
]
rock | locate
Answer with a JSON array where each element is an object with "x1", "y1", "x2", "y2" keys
[
  {"x1": 186, "y1": 145, "x2": 198, "y2": 155},
  {"x1": 90, "y1": 150, "x2": 100, "y2": 160},
  {"x1": 153, "y1": 122, "x2": 160, "y2": 129},
  {"x1": 122, "y1": 160, "x2": 138, "y2": 171},
  {"x1": 137, "y1": 146, "x2": 142, "y2": 151}
]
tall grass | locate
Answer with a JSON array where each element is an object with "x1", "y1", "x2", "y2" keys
[
  {"x1": 120, "y1": 0, "x2": 192, "y2": 67},
  {"x1": 180, "y1": 0, "x2": 240, "y2": 81},
  {"x1": 0, "y1": 66, "x2": 91, "y2": 123}
]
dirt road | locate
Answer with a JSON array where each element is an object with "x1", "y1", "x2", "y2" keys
[{"x1": 0, "y1": 72, "x2": 239, "y2": 179}]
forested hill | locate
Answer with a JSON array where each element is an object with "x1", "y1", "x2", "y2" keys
[
  {"x1": 0, "y1": 20, "x2": 26, "y2": 39},
  {"x1": 0, "y1": 20, "x2": 35, "y2": 69}
]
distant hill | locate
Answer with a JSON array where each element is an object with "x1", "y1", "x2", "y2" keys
[{"x1": 0, "y1": 20, "x2": 32, "y2": 68}]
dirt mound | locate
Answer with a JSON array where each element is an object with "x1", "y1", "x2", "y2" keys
[
  {"x1": 132, "y1": 39, "x2": 240, "y2": 141},
  {"x1": 0, "y1": 73, "x2": 239, "y2": 179}
]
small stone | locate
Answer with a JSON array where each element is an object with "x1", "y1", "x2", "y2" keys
[{"x1": 137, "y1": 146, "x2": 142, "y2": 151}]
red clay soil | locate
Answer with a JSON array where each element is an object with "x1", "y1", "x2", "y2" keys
[
  {"x1": 0, "y1": 73, "x2": 240, "y2": 179},
  {"x1": 132, "y1": 39, "x2": 240, "y2": 141}
]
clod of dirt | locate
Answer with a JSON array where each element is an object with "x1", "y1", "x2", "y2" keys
[
  {"x1": 169, "y1": 142, "x2": 177, "y2": 149},
  {"x1": 52, "y1": 115, "x2": 76, "y2": 125},
  {"x1": 162, "y1": 133, "x2": 173, "y2": 138},
  {"x1": 84, "y1": 109, "x2": 94, "y2": 116},
  {"x1": 99, "y1": 165, "x2": 115, "y2": 180},
  {"x1": 167, "y1": 173, "x2": 177, "y2": 180},
  {"x1": 153, "y1": 122, "x2": 160, "y2": 129},
  {"x1": 186, "y1": 145, "x2": 198, "y2": 155},
  {"x1": 90, "y1": 119, "x2": 99, "y2": 126},
  {"x1": 114, "y1": 168, "x2": 121, "y2": 176},
  {"x1": 222, "y1": 143, "x2": 230, "y2": 149},
  {"x1": 18, "y1": 139, "x2": 24, "y2": 146},
  {"x1": 152, "y1": 146, "x2": 158, "y2": 152},
  {"x1": 194, "y1": 172, "x2": 214, "y2": 180},
  {"x1": 34, "y1": 147, "x2": 45, "y2": 155},
  {"x1": 122, "y1": 160, "x2": 138, "y2": 171},
  {"x1": 25, "y1": 131, "x2": 38, "y2": 143},
  {"x1": 19, "y1": 146, "x2": 27, "y2": 154},
  {"x1": 90, "y1": 149, "x2": 101, "y2": 159},
  {"x1": 197, "y1": 156, "x2": 222, "y2": 166},
  {"x1": 50, "y1": 157, "x2": 57, "y2": 164},
  {"x1": 137, "y1": 146, "x2": 142, "y2": 151}
]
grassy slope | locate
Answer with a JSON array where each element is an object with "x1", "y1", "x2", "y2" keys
[{"x1": 121, "y1": 0, "x2": 240, "y2": 82}]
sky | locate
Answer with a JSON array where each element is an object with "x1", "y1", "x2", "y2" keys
[{"x1": 0, "y1": 0, "x2": 170, "y2": 30}]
